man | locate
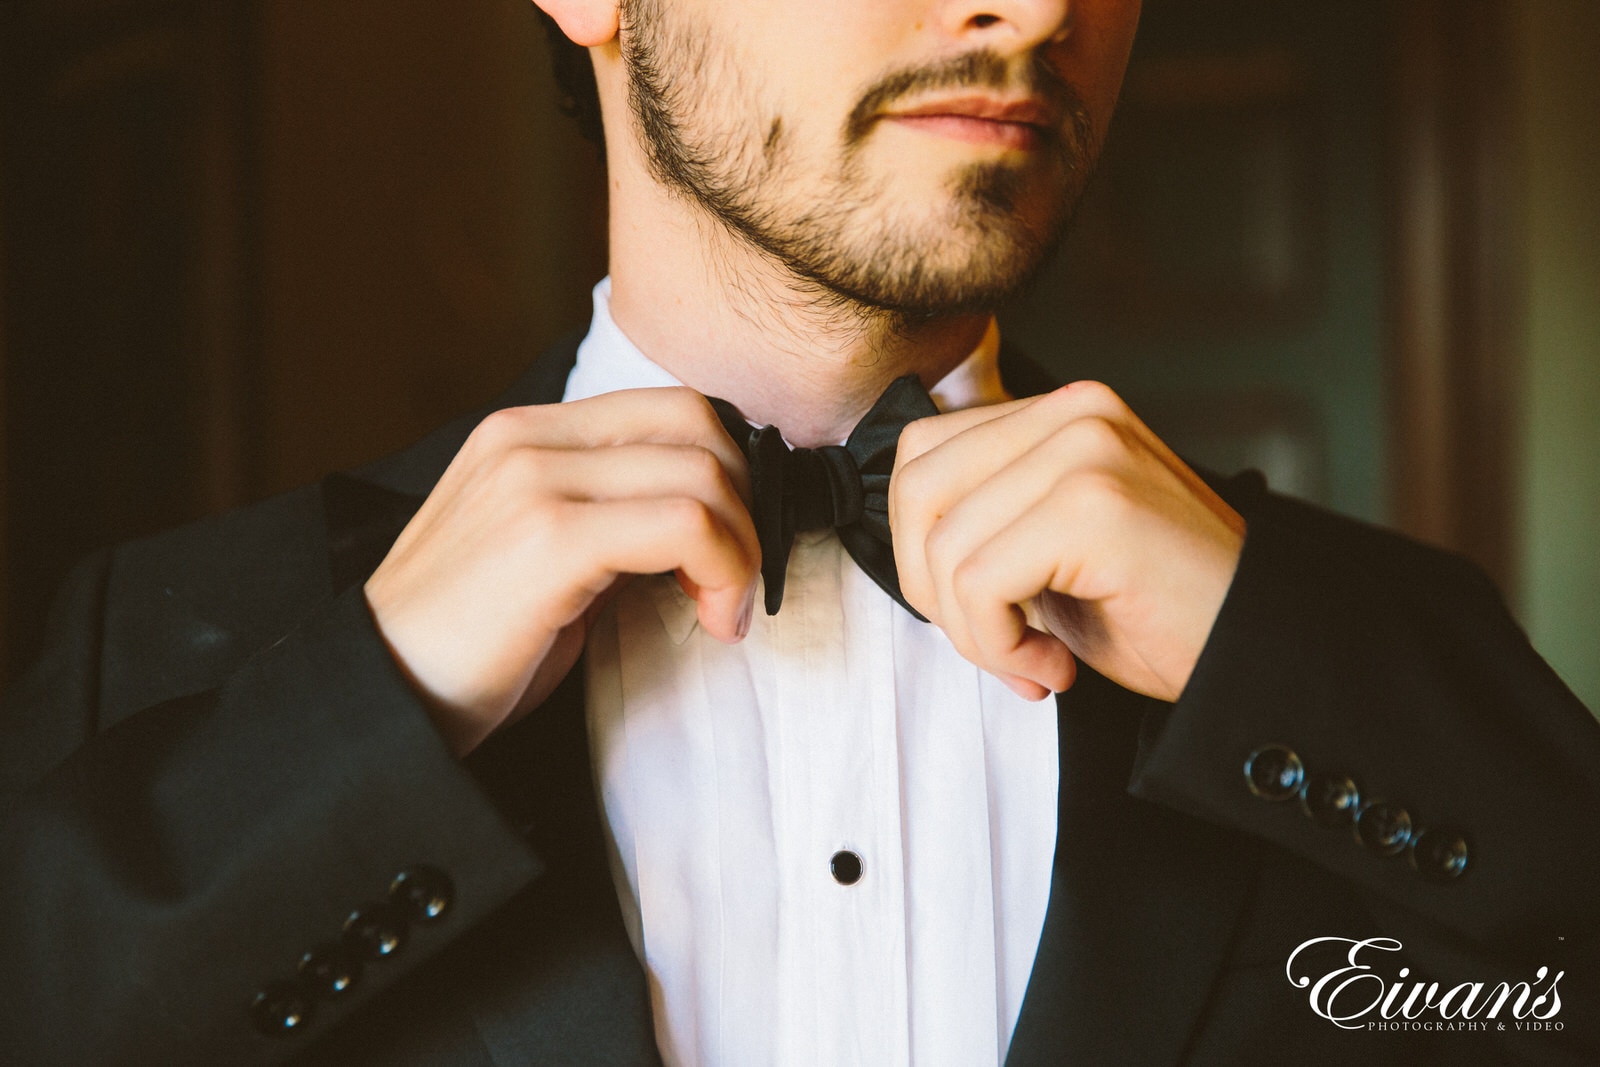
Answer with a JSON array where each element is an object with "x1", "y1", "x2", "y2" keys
[{"x1": 1, "y1": 0, "x2": 1596, "y2": 1064}]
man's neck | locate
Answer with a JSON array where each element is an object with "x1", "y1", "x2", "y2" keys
[{"x1": 605, "y1": 163, "x2": 992, "y2": 448}]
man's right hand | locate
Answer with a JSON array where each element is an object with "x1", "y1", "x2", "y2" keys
[{"x1": 364, "y1": 387, "x2": 760, "y2": 757}]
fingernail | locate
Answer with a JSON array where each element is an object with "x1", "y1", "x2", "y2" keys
[
  {"x1": 997, "y1": 673, "x2": 1045, "y2": 701},
  {"x1": 735, "y1": 582, "x2": 757, "y2": 639}
]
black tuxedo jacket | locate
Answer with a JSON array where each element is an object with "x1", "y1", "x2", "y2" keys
[{"x1": 3, "y1": 335, "x2": 1598, "y2": 1066}]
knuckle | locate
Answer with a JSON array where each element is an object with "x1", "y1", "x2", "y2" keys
[
  {"x1": 495, "y1": 444, "x2": 550, "y2": 489},
  {"x1": 1060, "y1": 379, "x2": 1126, "y2": 414},
  {"x1": 666, "y1": 387, "x2": 718, "y2": 427},
  {"x1": 897, "y1": 416, "x2": 936, "y2": 458},
  {"x1": 682, "y1": 444, "x2": 728, "y2": 488},
  {"x1": 1060, "y1": 468, "x2": 1133, "y2": 521},
  {"x1": 467, "y1": 407, "x2": 524, "y2": 453},
  {"x1": 518, "y1": 496, "x2": 575, "y2": 554},
  {"x1": 950, "y1": 554, "x2": 989, "y2": 603},
  {"x1": 892, "y1": 453, "x2": 933, "y2": 505},
  {"x1": 1055, "y1": 415, "x2": 1127, "y2": 464},
  {"x1": 923, "y1": 518, "x2": 962, "y2": 572},
  {"x1": 663, "y1": 496, "x2": 718, "y2": 539}
]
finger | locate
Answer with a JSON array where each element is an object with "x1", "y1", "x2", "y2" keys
[
  {"x1": 923, "y1": 414, "x2": 1155, "y2": 635},
  {"x1": 394, "y1": 434, "x2": 760, "y2": 578},
  {"x1": 889, "y1": 399, "x2": 1034, "y2": 616},
  {"x1": 935, "y1": 550, "x2": 1080, "y2": 695},
  {"x1": 891, "y1": 386, "x2": 1133, "y2": 619},
  {"x1": 893, "y1": 378, "x2": 1148, "y2": 476},
  {"x1": 993, "y1": 670, "x2": 1058, "y2": 703},
  {"x1": 920, "y1": 448, "x2": 1067, "y2": 657},
  {"x1": 472, "y1": 388, "x2": 753, "y2": 502},
  {"x1": 892, "y1": 394, "x2": 1040, "y2": 469},
  {"x1": 563, "y1": 497, "x2": 759, "y2": 643},
  {"x1": 946, "y1": 504, "x2": 1085, "y2": 693},
  {"x1": 519, "y1": 443, "x2": 761, "y2": 571},
  {"x1": 889, "y1": 389, "x2": 1075, "y2": 614},
  {"x1": 894, "y1": 381, "x2": 1141, "y2": 505}
]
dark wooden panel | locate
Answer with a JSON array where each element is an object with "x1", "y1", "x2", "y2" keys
[
  {"x1": 0, "y1": 115, "x2": 9, "y2": 671},
  {"x1": 0, "y1": 0, "x2": 259, "y2": 677},
  {"x1": 251, "y1": 0, "x2": 606, "y2": 496},
  {"x1": 1060, "y1": 46, "x2": 1326, "y2": 336},
  {"x1": 1386, "y1": 0, "x2": 1523, "y2": 593}
]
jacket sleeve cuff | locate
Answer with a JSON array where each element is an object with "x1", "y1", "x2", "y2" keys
[
  {"x1": 8, "y1": 583, "x2": 545, "y2": 1061},
  {"x1": 211, "y1": 583, "x2": 548, "y2": 1041},
  {"x1": 1126, "y1": 490, "x2": 1600, "y2": 945}
]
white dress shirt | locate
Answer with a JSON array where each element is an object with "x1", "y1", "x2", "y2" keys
[{"x1": 566, "y1": 278, "x2": 1060, "y2": 1066}]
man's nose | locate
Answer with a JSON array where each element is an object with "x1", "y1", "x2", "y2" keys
[{"x1": 937, "y1": 0, "x2": 1074, "y2": 52}]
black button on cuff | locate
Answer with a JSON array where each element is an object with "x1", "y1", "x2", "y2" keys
[
  {"x1": 1410, "y1": 826, "x2": 1470, "y2": 881},
  {"x1": 251, "y1": 981, "x2": 313, "y2": 1038},
  {"x1": 390, "y1": 865, "x2": 454, "y2": 924},
  {"x1": 1244, "y1": 744, "x2": 1304, "y2": 801},
  {"x1": 830, "y1": 850, "x2": 863, "y2": 886},
  {"x1": 1299, "y1": 772, "x2": 1361, "y2": 828},
  {"x1": 1354, "y1": 801, "x2": 1414, "y2": 855},
  {"x1": 343, "y1": 903, "x2": 408, "y2": 962},
  {"x1": 298, "y1": 943, "x2": 362, "y2": 1000}
]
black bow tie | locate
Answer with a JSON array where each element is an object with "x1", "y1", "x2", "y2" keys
[{"x1": 709, "y1": 376, "x2": 938, "y2": 619}]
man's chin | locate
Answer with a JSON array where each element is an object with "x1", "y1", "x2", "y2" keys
[
  {"x1": 811, "y1": 239, "x2": 1052, "y2": 322},
  {"x1": 709, "y1": 158, "x2": 1068, "y2": 319}
]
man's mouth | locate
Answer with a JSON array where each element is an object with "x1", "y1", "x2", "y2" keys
[{"x1": 881, "y1": 95, "x2": 1056, "y2": 150}]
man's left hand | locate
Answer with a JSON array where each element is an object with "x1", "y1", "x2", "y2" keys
[{"x1": 889, "y1": 380, "x2": 1246, "y2": 703}]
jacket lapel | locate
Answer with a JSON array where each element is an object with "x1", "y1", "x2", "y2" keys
[
  {"x1": 997, "y1": 345, "x2": 1258, "y2": 1066},
  {"x1": 1005, "y1": 672, "x2": 1260, "y2": 1065}
]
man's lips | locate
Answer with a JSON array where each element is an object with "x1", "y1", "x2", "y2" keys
[{"x1": 881, "y1": 96, "x2": 1057, "y2": 150}]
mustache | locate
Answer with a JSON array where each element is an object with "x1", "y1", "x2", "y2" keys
[{"x1": 844, "y1": 49, "x2": 1085, "y2": 146}]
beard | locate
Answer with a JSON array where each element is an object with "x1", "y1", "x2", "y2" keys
[{"x1": 619, "y1": 0, "x2": 1099, "y2": 321}]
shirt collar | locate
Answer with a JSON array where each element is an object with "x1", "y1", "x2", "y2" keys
[{"x1": 563, "y1": 277, "x2": 1012, "y2": 415}]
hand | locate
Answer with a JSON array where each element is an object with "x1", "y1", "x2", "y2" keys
[
  {"x1": 364, "y1": 388, "x2": 760, "y2": 756},
  {"x1": 889, "y1": 380, "x2": 1246, "y2": 703}
]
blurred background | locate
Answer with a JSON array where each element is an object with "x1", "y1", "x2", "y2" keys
[{"x1": 1, "y1": 0, "x2": 1596, "y2": 709}]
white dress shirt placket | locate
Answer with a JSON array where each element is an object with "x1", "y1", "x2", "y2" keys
[{"x1": 777, "y1": 532, "x2": 911, "y2": 1066}]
